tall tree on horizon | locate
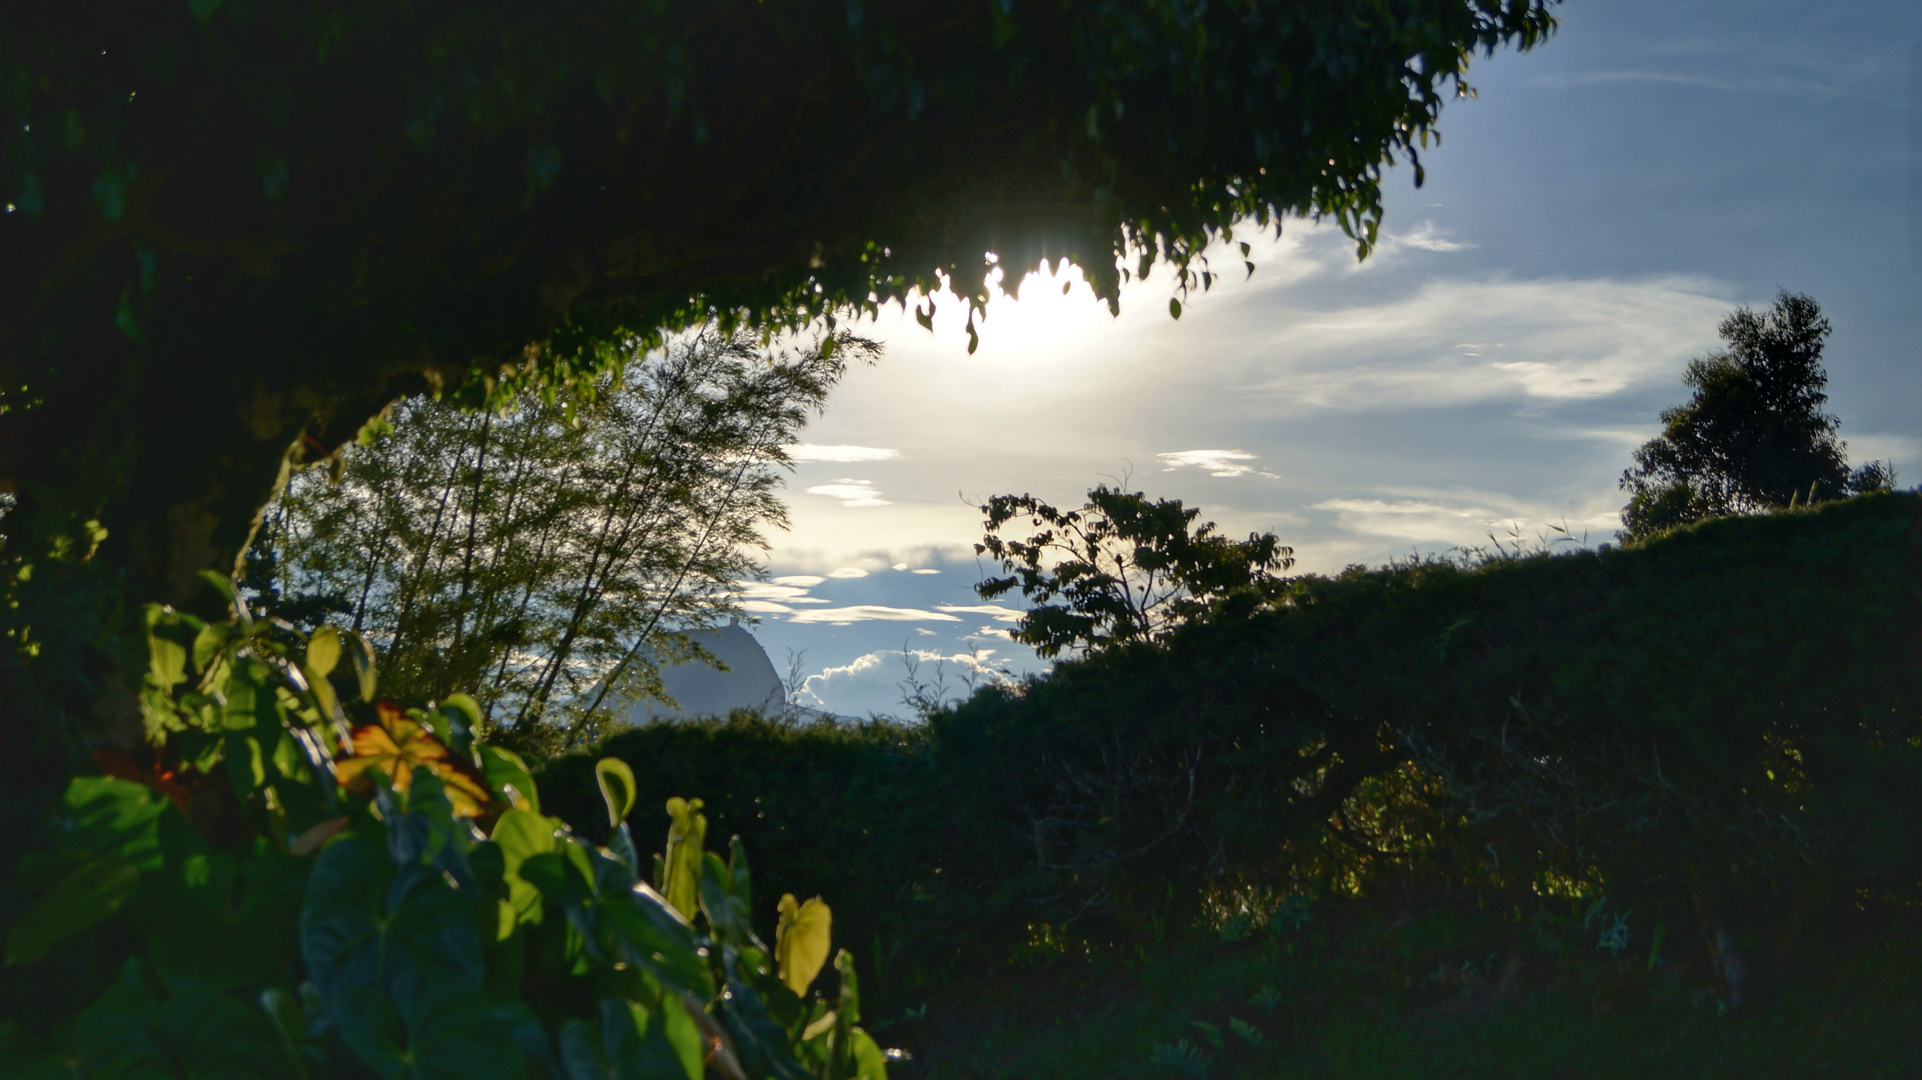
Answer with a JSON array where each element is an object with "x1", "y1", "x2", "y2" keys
[
  {"x1": 1618, "y1": 291, "x2": 1893, "y2": 542},
  {"x1": 254, "y1": 327, "x2": 873, "y2": 752}
]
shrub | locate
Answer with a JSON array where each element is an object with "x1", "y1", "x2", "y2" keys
[
  {"x1": 553, "y1": 493, "x2": 1922, "y2": 1014},
  {"x1": 1, "y1": 585, "x2": 892, "y2": 1080}
]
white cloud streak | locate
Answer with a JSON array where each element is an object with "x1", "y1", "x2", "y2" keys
[
  {"x1": 806, "y1": 480, "x2": 891, "y2": 508},
  {"x1": 1159, "y1": 449, "x2": 1260, "y2": 478},
  {"x1": 1237, "y1": 276, "x2": 1732, "y2": 409},
  {"x1": 934, "y1": 604, "x2": 1026, "y2": 623},
  {"x1": 784, "y1": 444, "x2": 902, "y2": 463},
  {"x1": 786, "y1": 605, "x2": 963, "y2": 625}
]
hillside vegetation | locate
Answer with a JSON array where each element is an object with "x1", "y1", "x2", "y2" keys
[{"x1": 537, "y1": 492, "x2": 1922, "y2": 1075}]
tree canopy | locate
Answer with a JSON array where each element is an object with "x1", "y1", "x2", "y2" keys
[
  {"x1": 0, "y1": 0, "x2": 1559, "y2": 605},
  {"x1": 250, "y1": 327, "x2": 867, "y2": 749},
  {"x1": 976, "y1": 485, "x2": 1293, "y2": 657},
  {"x1": 1618, "y1": 292, "x2": 1893, "y2": 542}
]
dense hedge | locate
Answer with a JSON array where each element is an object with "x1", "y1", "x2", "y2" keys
[{"x1": 544, "y1": 493, "x2": 1922, "y2": 1010}]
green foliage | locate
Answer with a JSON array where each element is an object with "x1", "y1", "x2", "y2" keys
[
  {"x1": 254, "y1": 328, "x2": 873, "y2": 748},
  {"x1": 975, "y1": 485, "x2": 1293, "y2": 657},
  {"x1": 0, "y1": 0, "x2": 1560, "y2": 623},
  {"x1": 1619, "y1": 291, "x2": 1895, "y2": 541},
  {"x1": 2, "y1": 598, "x2": 890, "y2": 1079}
]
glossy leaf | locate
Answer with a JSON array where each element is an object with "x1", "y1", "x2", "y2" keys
[
  {"x1": 480, "y1": 745, "x2": 541, "y2": 813},
  {"x1": 491, "y1": 808, "x2": 559, "y2": 926}
]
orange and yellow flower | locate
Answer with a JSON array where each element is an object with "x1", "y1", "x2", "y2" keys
[{"x1": 335, "y1": 702, "x2": 490, "y2": 817}]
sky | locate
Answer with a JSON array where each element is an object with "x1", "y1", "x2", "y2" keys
[{"x1": 733, "y1": 0, "x2": 1922, "y2": 719}]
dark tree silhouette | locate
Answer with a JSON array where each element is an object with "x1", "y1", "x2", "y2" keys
[
  {"x1": 976, "y1": 485, "x2": 1293, "y2": 657},
  {"x1": 1618, "y1": 292, "x2": 1893, "y2": 542}
]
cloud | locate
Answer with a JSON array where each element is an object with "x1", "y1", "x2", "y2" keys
[
  {"x1": 826, "y1": 567, "x2": 869, "y2": 579},
  {"x1": 1238, "y1": 276, "x2": 1732, "y2": 410},
  {"x1": 785, "y1": 605, "x2": 963, "y2": 625},
  {"x1": 912, "y1": 568, "x2": 941, "y2": 575},
  {"x1": 1387, "y1": 221, "x2": 1473, "y2": 253},
  {"x1": 935, "y1": 603, "x2": 1026, "y2": 623},
  {"x1": 770, "y1": 575, "x2": 826, "y2": 587},
  {"x1": 1159, "y1": 449, "x2": 1260, "y2": 478},
  {"x1": 735, "y1": 582, "x2": 830, "y2": 604},
  {"x1": 741, "y1": 600, "x2": 796, "y2": 614},
  {"x1": 806, "y1": 480, "x2": 891, "y2": 508},
  {"x1": 1308, "y1": 493, "x2": 1622, "y2": 548},
  {"x1": 796, "y1": 647, "x2": 1015, "y2": 714},
  {"x1": 784, "y1": 443, "x2": 902, "y2": 463}
]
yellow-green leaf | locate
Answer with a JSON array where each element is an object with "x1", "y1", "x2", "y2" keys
[
  {"x1": 849, "y1": 1028, "x2": 890, "y2": 1080},
  {"x1": 596, "y1": 758, "x2": 637, "y2": 827},
  {"x1": 775, "y1": 894, "x2": 832, "y2": 997},
  {"x1": 306, "y1": 626, "x2": 341, "y2": 678},
  {"x1": 660, "y1": 797, "x2": 706, "y2": 921},
  {"x1": 304, "y1": 664, "x2": 340, "y2": 721}
]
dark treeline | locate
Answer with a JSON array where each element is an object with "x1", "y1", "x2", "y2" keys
[{"x1": 540, "y1": 493, "x2": 1922, "y2": 1046}]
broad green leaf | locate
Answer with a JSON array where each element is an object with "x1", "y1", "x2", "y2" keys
[
  {"x1": 599, "y1": 890, "x2": 713, "y2": 1001},
  {"x1": 480, "y1": 745, "x2": 540, "y2": 813},
  {"x1": 10, "y1": 777, "x2": 167, "y2": 894},
  {"x1": 332, "y1": 976, "x2": 530, "y2": 1080},
  {"x1": 154, "y1": 985, "x2": 298, "y2": 1079},
  {"x1": 595, "y1": 758, "x2": 637, "y2": 827},
  {"x1": 490, "y1": 809, "x2": 558, "y2": 926},
  {"x1": 6, "y1": 859, "x2": 142, "y2": 965},
  {"x1": 306, "y1": 626, "x2": 341, "y2": 677},
  {"x1": 775, "y1": 895, "x2": 832, "y2": 997},
  {"x1": 439, "y1": 693, "x2": 483, "y2": 750},
  {"x1": 144, "y1": 606, "x2": 187, "y2": 689},
  {"x1": 299, "y1": 834, "x2": 484, "y2": 1011},
  {"x1": 193, "y1": 621, "x2": 234, "y2": 673},
  {"x1": 558, "y1": 998, "x2": 699, "y2": 1080}
]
